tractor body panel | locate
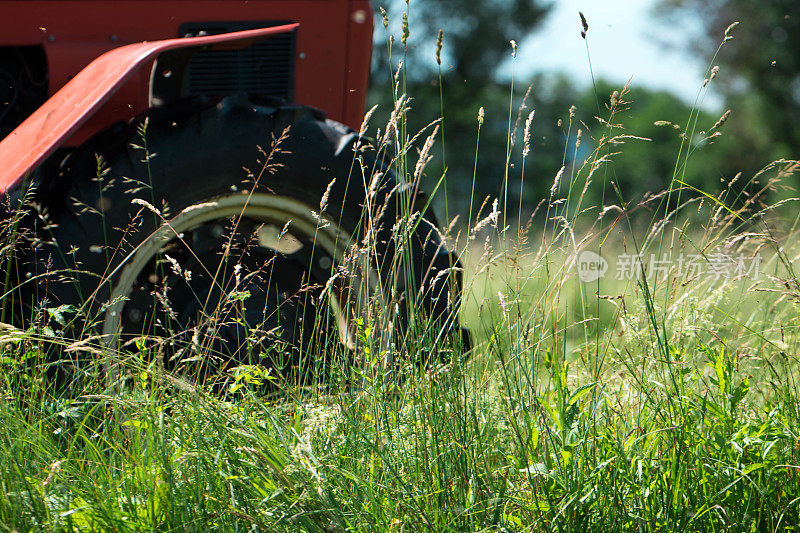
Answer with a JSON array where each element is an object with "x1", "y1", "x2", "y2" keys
[{"x1": 0, "y1": 25, "x2": 298, "y2": 193}]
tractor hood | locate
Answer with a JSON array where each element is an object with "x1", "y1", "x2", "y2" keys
[{"x1": 0, "y1": 23, "x2": 298, "y2": 195}]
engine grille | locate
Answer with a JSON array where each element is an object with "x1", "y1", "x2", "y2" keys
[{"x1": 179, "y1": 22, "x2": 295, "y2": 102}]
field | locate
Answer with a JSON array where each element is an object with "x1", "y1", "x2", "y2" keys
[{"x1": 3, "y1": 20, "x2": 800, "y2": 533}]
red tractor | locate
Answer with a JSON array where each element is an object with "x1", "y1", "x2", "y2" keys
[{"x1": 0, "y1": 1, "x2": 468, "y2": 387}]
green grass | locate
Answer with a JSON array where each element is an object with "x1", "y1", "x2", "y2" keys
[
  {"x1": 3, "y1": 17, "x2": 800, "y2": 533},
  {"x1": 3, "y1": 221, "x2": 800, "y2": 532}
]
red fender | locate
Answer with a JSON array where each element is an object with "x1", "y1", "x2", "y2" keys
[{"x1": 0, "y1": 23, "x2": 299, "y2": 195}]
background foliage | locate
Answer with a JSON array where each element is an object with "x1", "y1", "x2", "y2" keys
[{"x1": 369, "y1": 0, "x2": 798, "y2": 219}]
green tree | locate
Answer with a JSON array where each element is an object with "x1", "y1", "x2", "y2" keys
[
  {"x1": 373, "y1": 0, "x2": 551, "y2": 84},
  {"x1": 367, "y1": 2, "x2": 756, "y2": 222},
  {"x1": 369, "y1": 0, "x2": 553, "y2": 221},
  {"x1": 656, "y1": 1, "x2": 800, "y2": 165},
  {"x1": 570, "y1": 80, "x2": 752, "y2": 209}
]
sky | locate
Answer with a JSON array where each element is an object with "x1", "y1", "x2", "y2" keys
[{"x1": 514, "y1": 0, "x2": 722, "y2": 110}]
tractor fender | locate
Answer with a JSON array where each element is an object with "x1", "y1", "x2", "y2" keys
[{"x1": 0, "y1": 24, "x2": 299, "y2": 196}]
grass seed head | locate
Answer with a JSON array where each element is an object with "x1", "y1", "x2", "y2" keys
[
  {"x1": 359, "y1": 104, "x2": 378, "y2": 136},
  {"x1": 414, "y1": 125, "x2": 439, "y2": 180},
  {"x1": 472, "y1": 198, "x2": 500, "y2": 236},
  {"x1": 712, "y1": 109, "x2": 732, "y2": 131},
  {"x1": 131, "y1": 198, "x2": 162, "y2": 217},
  {"x1": 319, "y1": 178, "x2": 335, "y2": 213},
  {"x1": 724, "y1": 21, "x2": 739, "y2": 41},
  {"x1": 498, "y1": 291, "x2": 509, "y2": 313},
  {"x1": 368, "y1": 171, "x2": 384, "y2": 198},
  {"x1": 550, "y1": 166, "x2": 565, "y2": 197},
  {"x1": 380, "y1": 6, "x2": 388, "y2": 29},
  {"x1": 703, "y1": 65, "x2": 720, "y2": 87},
  {"x1": 393, "y1": 60, "x2": 403, "y2": 87},
  {"x1": 523, "y1": 110, "x2": 535, "y2": 157},
  {"x1": 436, "y1": 29, "x2": 443, "y2": 65}
]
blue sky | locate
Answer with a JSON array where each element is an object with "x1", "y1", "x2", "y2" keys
[{"x1": 514, "y1": 0, "x2": 722, "y2": 110}]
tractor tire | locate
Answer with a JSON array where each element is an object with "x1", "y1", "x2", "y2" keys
[{"x1": 27, "y1": 95, "x2": 469, "y2": 389}]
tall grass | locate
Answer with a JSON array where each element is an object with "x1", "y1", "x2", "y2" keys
[{"x1": 2, "y1": 14, "x2": 800, "y2": 533}]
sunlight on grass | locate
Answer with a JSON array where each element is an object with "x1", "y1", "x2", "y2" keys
[{"x1": 2, "y1": 13, "x2": 800, "y2": 533}]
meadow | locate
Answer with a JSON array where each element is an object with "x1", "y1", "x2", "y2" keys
[{"x1": 2, "y1": 18, "x2": 800, "y2": 533}]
